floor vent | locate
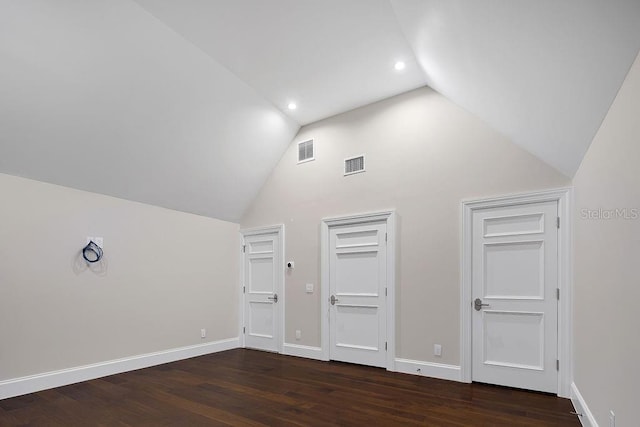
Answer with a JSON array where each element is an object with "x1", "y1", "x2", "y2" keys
[
  {"x1": 298, "y1": 139, "x2": 314, "y2": 163},
  {"x1": 344, "y1": 155, "x2": 365, "y2": 175}
]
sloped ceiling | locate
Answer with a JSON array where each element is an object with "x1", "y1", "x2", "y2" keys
[
  {"x1": 1, "y1": 1, "x2": 639, "y2": 221},
  {"x1": 391, "y1": 0, "x2": 640, "y2": 176},
  {"x1": 0, "y1": 0, "x2": 299, "y2": 222},
  {"x1": 131, "y1": 0, "x2": 428, "y2": 126}
]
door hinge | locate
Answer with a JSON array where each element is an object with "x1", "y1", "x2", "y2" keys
[
  {"x1": 385, "y1": 287, "x2": 388, "y2": 296},
  {"x1": 385, "y1": 342, "x2": 387, "y2": 351},
  {"x1": 243, "y1": 286, "x2": 246, "y2": 294},
  {"x1": 243, "y1": 326, "x2": 246, "y2": 334},
  {"x1": 556, "y1": 288, "x2": 560, "y2": 300},
  {"x1": 557, "y1": 217, "x2": 560, "y2": 229},
  {"x1": 556, "y1": 359, "x2": 559, "y2": 371},
  {"x1": 385, "y1": 232, "x2": 387, "y2": 243},
  {"x1": 242, "y1": 244, "x2": 246, "y2": 253}
]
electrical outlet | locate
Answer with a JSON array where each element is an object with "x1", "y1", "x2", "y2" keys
[
  {"x1": 609, "y1": 410, "x2": 615, "y2": 427},
  {"x1": 200, "y1": 329, "x2": 206, "y2": 339},
  {"x1": 295, "y1": 330, "x2": 301, "y2": 340},
  {"x1": 434, "y1": 344, "x2": 442, "y2": 357}
]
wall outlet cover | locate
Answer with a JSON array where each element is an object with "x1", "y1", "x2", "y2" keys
[{"x1": 434, "y1": 344, "x2": 442, "y2": 357}]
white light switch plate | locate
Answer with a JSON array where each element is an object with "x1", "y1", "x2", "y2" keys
[{"x1": 305, "y1": 283, "x2": 314, "y2": 293}]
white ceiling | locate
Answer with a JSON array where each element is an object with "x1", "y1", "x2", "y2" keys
[
  {"x1": 391, "y1": 0, "x2": 640, "y2": 176},
  {"x1": 0, "y1": 0, "x2": 299, "y2": 222},
  {"x1": 1, "y1": 1, "x2": 639, "y2": 221},
  {"x1": 132, "y1": 0, "x2": 428, "y2": 125}
]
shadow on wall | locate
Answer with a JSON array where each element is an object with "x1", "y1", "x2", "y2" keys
[{"x1": 72, "y1": 250, "x2": 108, "y2": 277}]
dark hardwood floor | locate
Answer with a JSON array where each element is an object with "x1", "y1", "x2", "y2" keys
[{"x1": 0, "y1": 349, "x2": 579, "y2": 426}]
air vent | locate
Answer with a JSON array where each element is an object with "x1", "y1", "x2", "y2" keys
[
  {"x1": 344, "y1": 155, "x2": 365, "y2": 175},
  {"x1": 297, "y1": 139, "x2": 314, "y2": 163}
]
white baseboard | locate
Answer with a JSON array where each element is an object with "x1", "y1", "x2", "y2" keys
[
  {"x1": 0, "y1": 337, "x2": 240, "y2": 400},
  {"x1": 570, "y1": 382, "x2": 598, "y2": 427},
  {"x1": 282, "y1": 343, "x2": 326, "y2": 361},
  {"x1": 394, "y1": 358, "x2": 462, "y2": 382}
]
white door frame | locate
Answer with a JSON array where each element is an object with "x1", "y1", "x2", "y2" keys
[
  {"x1": 460, "y1": 188, "x2": 572, "y2": 397},
  {"x1": 239, "y1": 224, "x2": 285, "y2": 353},
  {"x1": 321, "y1": 210, "x2": 396, "y2": 370}
]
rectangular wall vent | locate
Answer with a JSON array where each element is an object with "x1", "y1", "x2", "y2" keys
[
  {"x1": 344, "y1": 155, "x2": 365, "y2": 176},
  {"x1": 297, "y1": 139, "x2": 314, "y2": 163}
]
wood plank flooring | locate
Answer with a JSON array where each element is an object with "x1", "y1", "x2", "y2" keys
[{"x1": 0, "y1": 349, "x2": 580, "y2": 426}]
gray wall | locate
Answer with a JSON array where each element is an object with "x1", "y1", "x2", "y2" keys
[
  {"x1": 0, "y1": 173, "x2": 239, "y2": 380},
  {"x1": 242, "y1": 86, "x2": 570, "y2": 365},
  {"x1": 573, "y1": 53, "x2": 640, "y2": 426}
]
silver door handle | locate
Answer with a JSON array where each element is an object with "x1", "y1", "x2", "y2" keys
[
  {"x1": 267, "y1": 294, "x2": 278, "y2": 303},
  {"x1": 474, "y1": 298, "x2": 490, "y2": 311},
  {"x1": 330, "y1": 295, "x2": 339, "y2": 305}
]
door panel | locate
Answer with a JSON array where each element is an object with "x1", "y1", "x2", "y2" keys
[
  {"x1": 483, "y1": 311, "x2": 544, "y2": 369},
  {"x1": 483, "y1": 213, "x2": 544, "y2": 236},
  {"x1": 249, "y1": 301, "x2": 274, "y2": 338},
  {"x1": 335, "y1": 251, "x2": 379, "y2": 294},
  {"x1": 484, "y1": 241, "x2": 544, "y2": 298},
  {"x1": 335, "y1": 305, "x2": 379, "y2": 350},
  {"x1": 472, "y1": 201, "x2": 558, "y2": 393},
  {"x1": 248, "y1": 257, "x2": 274, "y2": 293},
  {"x1": 243, "y1": 231, "x2": 280, "y2": 352},
  {"x1": 329, "y1": 221, "x2": 386, "y2": 368}
]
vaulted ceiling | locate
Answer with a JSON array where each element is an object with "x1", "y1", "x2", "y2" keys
[{"x1": 2, "y1": 1, "x2": 639, "y2": 221}]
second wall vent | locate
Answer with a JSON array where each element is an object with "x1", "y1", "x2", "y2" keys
[
  {"x1": 297, "y1": 139, "x2": 314, "y2": 163},
  {"x1": 344, "y1": 155, "x2": 365, "y2": 176}
]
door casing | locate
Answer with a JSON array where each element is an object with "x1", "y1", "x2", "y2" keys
[
  {"x1": 321, "y1": 210, "x2": 396, "y2": 370},
  {"x1": 461, "y1": 188, "x2": 572, "y2": 397},
  {"x1": 239, "y1": 224, "x2": 285, "y2": 353}
]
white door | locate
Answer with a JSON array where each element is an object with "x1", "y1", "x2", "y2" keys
[
  {"x1": 243, "y1": 230, "x2": 281, "y2": 352},
  {"x1": 472, "y1": 201, "x2": 558, "y2": 393},
  {"x1": 329, "y1": 221, "x2": 387, "y2": 368}
]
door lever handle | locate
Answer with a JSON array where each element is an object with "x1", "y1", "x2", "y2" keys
[
  {"x1": 267, "y1": 294, "x2": 278, "y2": 303},
  {"x1": 330, "y1": 295, "x2": 339, "y2": 305},
  {"x1": 474, "y1": 298, "x2": 490, "y2": 311}
]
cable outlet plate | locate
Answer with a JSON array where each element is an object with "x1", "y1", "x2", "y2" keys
[{"x1": 434, "y1": 344, "x2": 442, "y2": 357}]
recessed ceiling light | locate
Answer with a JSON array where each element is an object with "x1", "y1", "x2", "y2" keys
[
  {"x1": 288, "y1": 102, "x2": 297, "y2": 110},
  {"x1": 394, "y1": 61, "x2": 406, "y2": 71}
]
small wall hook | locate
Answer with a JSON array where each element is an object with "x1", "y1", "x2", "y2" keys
[{"x1": 82, "y1": 240, "x2": 103, "y2": 263}]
